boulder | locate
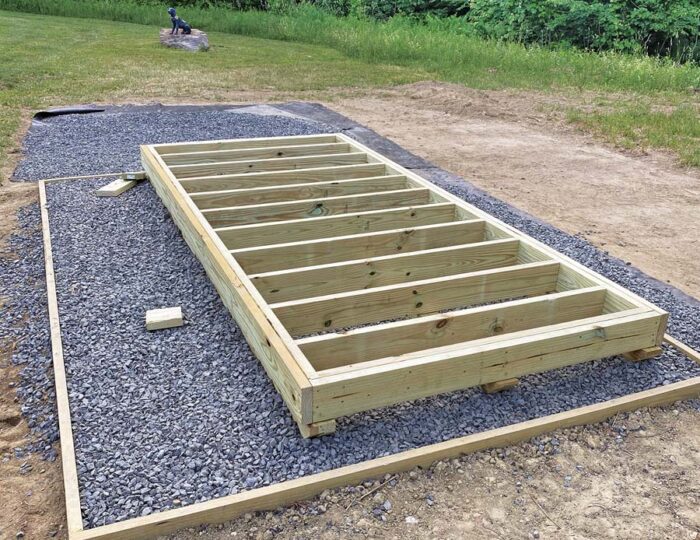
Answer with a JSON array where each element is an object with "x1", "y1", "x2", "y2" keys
[{"x1": 159, "y1": 28, "x2": 209, "y2": 52}]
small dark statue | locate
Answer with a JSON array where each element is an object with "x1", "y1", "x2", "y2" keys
[{"x1": 167, "y1": 7, "x2": 192, "y2": 35}]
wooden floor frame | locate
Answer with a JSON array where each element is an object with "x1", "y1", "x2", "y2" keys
[
  {"x1": 39, "y1": 178, "x2": 700, "y2": 540},
  {"x1": 142, "y1": 133, "x2": 671, "y2": 435}
]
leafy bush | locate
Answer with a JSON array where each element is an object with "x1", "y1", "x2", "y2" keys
[{"x1": 467, "y1": 0, "x2": 700, "y2": 62}]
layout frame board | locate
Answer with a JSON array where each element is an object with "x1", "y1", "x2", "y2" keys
[
  {"x1": 142, "y1": 133, "x2": 670, "y2": 435},
  {"x1": 39, "y1": 178, "x2": 700, "y2": 540}
]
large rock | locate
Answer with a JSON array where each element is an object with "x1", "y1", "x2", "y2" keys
[{"x1": 159, "y1": 28, "x2": 209, "y2": 52}]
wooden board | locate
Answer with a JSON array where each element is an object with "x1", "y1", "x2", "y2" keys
[{"x1": 142, "y1": 133, "x2": 669, "y2": 430}]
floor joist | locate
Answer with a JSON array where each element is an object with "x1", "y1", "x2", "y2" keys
[{"x1": 142, "y1": 133, "x2": 669, "y2": 431}]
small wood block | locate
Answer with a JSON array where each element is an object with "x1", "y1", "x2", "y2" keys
[
  {"x1": 146, "y1": 307, "x2": 184, "y2": 331},
  {"x1": 297, "y1": 419, "x2": 336, "y2": 438},
  {"x1": 120, "y1": 171, "x2": 148, "y2": 181},
  {"x1": 481, "y1": 378, "x2": 519, "y2": 394},
  {"x1": 96, "y1": 178, "x2": 137, "y2": 197},
  {"x1": 623, "y1": 346, "x2": 663, "y2": 362}
]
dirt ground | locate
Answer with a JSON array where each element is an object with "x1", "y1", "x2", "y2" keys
[{"x1": 1, "y1": 82, "x2": 699, "y2": 539}]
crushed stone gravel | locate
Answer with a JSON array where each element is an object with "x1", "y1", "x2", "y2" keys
[{"x1": 4, "y1": 106, "x2": 700, "y2": 529}]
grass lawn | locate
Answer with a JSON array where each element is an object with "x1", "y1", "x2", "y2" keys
[
  {"x1": 0, "y1": 8, "x2": 698, "y2": 176},
  {"x1": 0, "y1": 10, "x2": 427, "y2": 175}
]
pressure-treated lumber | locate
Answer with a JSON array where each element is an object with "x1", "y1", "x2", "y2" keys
[
  {"x1": 297, "y1": 287, "x2": 608, "y2": 371},
  {"x1": 216, "y1": 203, "x2": 458, "y2": 249},
  {"x1": 38, "y1": 181, "x2": 84, "y2": 535},
  {"x1": 161, "y1": 142, "x2": 352, "y2": 166},
  {"x1": 310, "y1": 310, "x2": 662, "y2": 421},
  {"x1": 144, "y1": 133, "x2": 668, "y2": 432},
  {"x1": 190, "y1": 175, "x2": 408, "y2": 209},
  {"x1": 180, "y1": 164, "x2": 388, "y2": 193},
  {"x1": 251, "y1": 238, "x2": 521, "y2": 302},
  {"x1": 232, "y1": 220, "x2": 486, "y2": 274},
  {"x1": 96, "y1": 178, "x2": 137, "y2": 197},
  {"x1": 201, "y1": 188, "x2": 433, "y2": 228},
  {"x1": 171, "y1": 152, "x2": 367, "y2": 179},
  {"x1": 623, "y1": 346, "x2": 663, "y2": 361},
  {"x1": 273, "y1": 261, "x2": 561, "y2": 335},
  {"x1": 145, "y1": 307, "x2": 184, "y2": 331},
  {"x1": 156, "y1": 134, "x2": 338, "y2": 155},
  {"x1": 481, "y1": 378, "x2": 519, "y2": 394}
]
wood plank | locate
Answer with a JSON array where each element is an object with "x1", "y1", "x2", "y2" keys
[
  {"x1": 298, "y1": 287, "x2": 607, "y2": 371},
  {"x1": 310, "y1": 311, "x2": 662, "y2": 421},
  {"x1": 95, "y1": 178, "x2": 136, "y2": 197},
  {"x1": 171, "y1": 152, "x2": 368, "y2": 179},
  {"x1": 75, "y1": 376, "x2": 700, "y2": 540},
  {"x1": 273, "y1": 261, "x2": 561, "y2": 336},
  {"x1": 664, "y1": 334, "x2": 700, "y2": 362},
  {"x1": 142, "y1": 146, "x2": 313, "y2": 424},
  {"x1": 251, "y1": 238, "x2": 520, "y2": 302},
  {"x1": 155, "y1": 134, "x2": 339, "y2": 155},
  {"x1": 180, "y1": 164, "x2": 388, "y2": 193},
  {"x1": 145, "y1": 307, "x2": 184, "y2": 331},
  {"x1": 215, "y1": 203, "x2": 458, "y2": 250},
  {"x1": 234, "y1": 220, "x2": 486, "y2": 274},
  {"x1": 39, "y1": 181, "x2": 84, "y2": 535},
  {"x1": 202, "y1": 188, "x2": 433, "y2": 228},
  {"x1": 161, "y1": 142, "x2": 352, "y2": 166},
  {"x1": 190, "y1": 175, "x2": 409, "y2": 209}
]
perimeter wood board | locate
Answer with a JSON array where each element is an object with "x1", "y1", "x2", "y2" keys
[
  {"x1": 39, "y1": 179, "x2": 700, "y2": 540},
  {"x1": 142, "y1": 133, "x2": 670, "y2": 429}
]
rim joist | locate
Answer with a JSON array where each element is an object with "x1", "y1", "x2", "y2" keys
[{"x1": 142, "y1": 133, "x2": 670, "y2": 436}]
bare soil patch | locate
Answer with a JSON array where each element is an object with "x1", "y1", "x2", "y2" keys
[{"x1": 330, "y1": 82, "x2": 700, "y2": 300}]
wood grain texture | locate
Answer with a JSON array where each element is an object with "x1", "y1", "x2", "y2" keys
[
  {"x1": 233, "y1": 220, "x2": 486, "y2": 274},
  {"x1": 155, "y1": 134, "x2": 339, "y2": 155},
  {"x1": 252, "y1": 238, "x2": 521, "y2": 303},
  {"x1": 162, "y1": 142, "x2": 351, "y2": 166},
  {"x1": 273, "y1": 261, "x2": 561, "y2": 335},
  {"x1": 171, "y1": 152, "x2": 367, "y2": 179},
  {"x1": 191, "y1": 175, "x2": 408, "y2": 209},
  {"x1": 215, "y1": 203, "x2": 457, "y2": 249},
  {"x1": 310, "y1": 310, "x2": 661, "y2": 421},
  {"x1": 202, "y1": 188, "x2": 432, "y2": 228},
  {"x1": 298, "y1": 287, "x2": 608, "y2": 371},
  {"x1": 39, "y1": 181, "x2": 84, "y2": 535}
]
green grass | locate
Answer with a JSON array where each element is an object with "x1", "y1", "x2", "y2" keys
[
  {"x1": 0, "y1": 9, "x2": 427, "y2": 174},
  {"x1": 0, "y1": 2, "x2": 699, "y2": 172}
]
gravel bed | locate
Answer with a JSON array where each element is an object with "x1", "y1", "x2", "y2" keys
[
  {"x1": 0, "y1": 205, "x2": 59, "y2": 461},
  {"x1": 5, "y1": 106, "x2": 700, "y2": 529},
  {"x1": 12, "y1": 107, "x2": 333, "y2": 180}
]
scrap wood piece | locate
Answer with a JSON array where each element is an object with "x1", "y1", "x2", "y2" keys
[
  {"x1": 481, "y1": 378, "x2": 519, "y2": 394},
  {"x1": 146, "y1": 307, "x2": 184, "y2": 331},
  {"x1": 623, "y1": 346, "x2": 663, "y2": 362},
  {"x1": 96, "y1": 178, "x2": 137, "y2": 197}
]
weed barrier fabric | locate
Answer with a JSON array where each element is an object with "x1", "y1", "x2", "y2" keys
[{"x1": 7, "y1": 105, "x2": 700, "y2": 528}]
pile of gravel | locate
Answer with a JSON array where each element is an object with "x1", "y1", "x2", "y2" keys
[{"x1": 5, "y1": 106, "x2": 699, "y2": 529}]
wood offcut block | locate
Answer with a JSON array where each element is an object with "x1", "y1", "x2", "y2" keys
[
  {"x1": 481, "y1": 378, "x2": 519, "y2": 394},
  {"x1": 623, "y1": 346, "x2": 663, "y2": 362},
  {"x1": 146, "y1": 307, "x2": 183, "y2": 331},
  {"x1": 96, "y1": 178, "x2": 137, "y2": 197},
  {"x1": 120, "y1": 171, "x2": 148, "y2": 181}
]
